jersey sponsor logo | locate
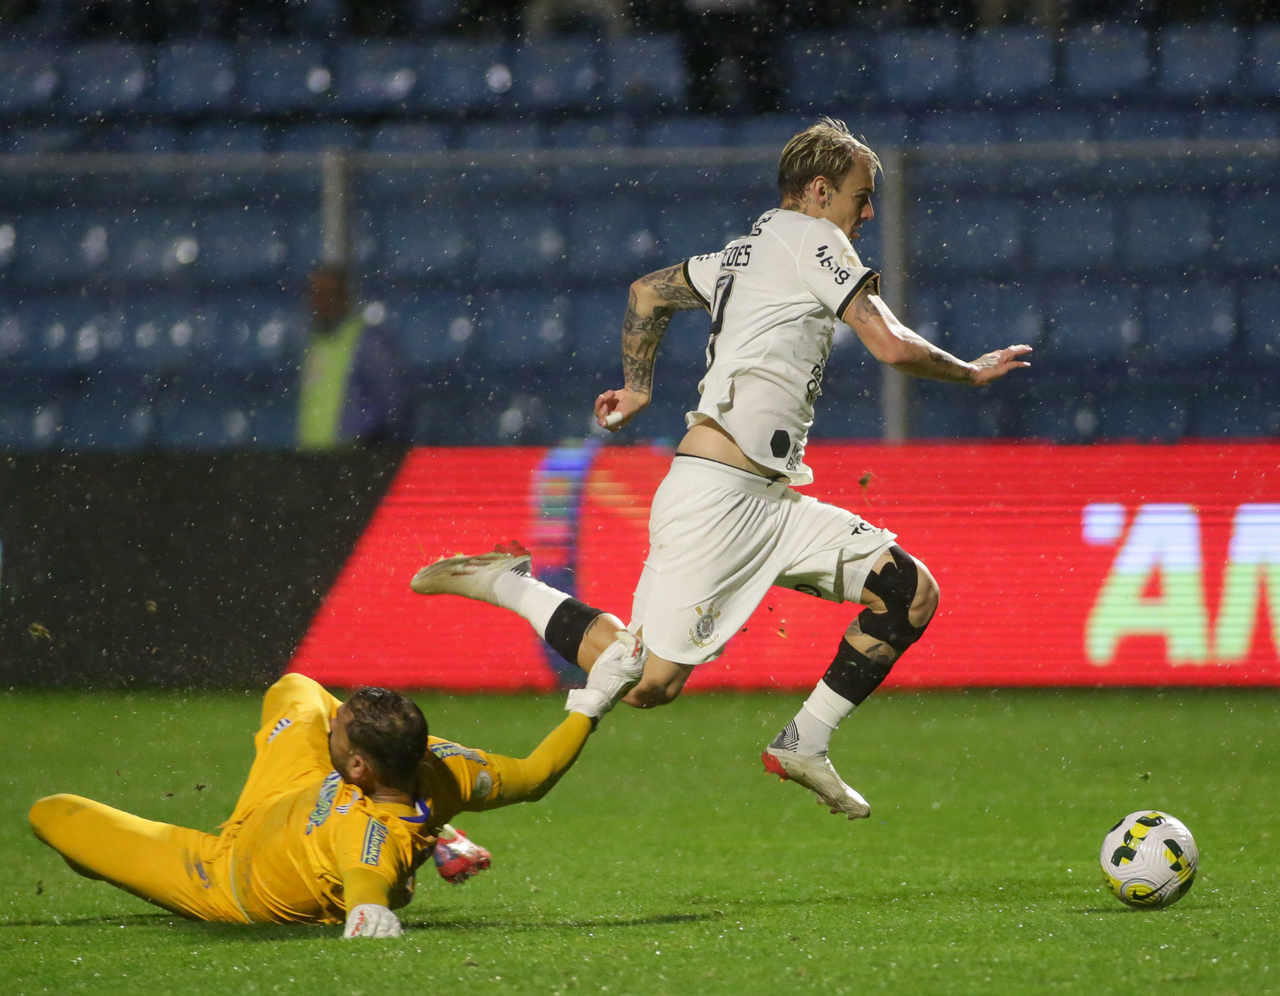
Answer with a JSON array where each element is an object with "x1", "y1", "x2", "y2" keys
[
  {"x1": 815, "y1": 244, "x2": 853, "y2": 285},
  {"x1": 305, "y1": 771, "x2": 342, "y2": 835},
  {"x1": 266, "y1": 717, "x2": 293, "y2": 744},
  {"x1": 689, "y1": 603, "x2": 721, "y2": 649},
  {"x1": 429, "y1": 741, "x2": 488, "y2": 765},
  {"x1": 361, "y1": 818, "x2": 389, "y2": 866}
]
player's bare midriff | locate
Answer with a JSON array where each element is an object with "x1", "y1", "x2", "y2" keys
[{"x1": 675, "y1": 419, "x2": 788, "y2": 482}]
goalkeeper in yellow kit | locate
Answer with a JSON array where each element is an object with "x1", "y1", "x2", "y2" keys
[{"x1": 28, "y1": 584, "x2": 645, "y2": 939}]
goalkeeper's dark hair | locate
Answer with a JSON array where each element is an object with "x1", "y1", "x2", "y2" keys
[{"x1": 345, "y1": 686, "x2": 428, "y2": 791}]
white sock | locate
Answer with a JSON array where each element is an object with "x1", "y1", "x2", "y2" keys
[
  {"x1": 792, "y1": 681, "x2": 857, "y2": 755},
  {"x1": 491, "y1": 571, "x2": 571, "y2": 637}
]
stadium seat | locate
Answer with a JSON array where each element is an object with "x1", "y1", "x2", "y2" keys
[
  {"x1": 0, "y1": 377, "x2": 62, "y2": 450},
  {"x1": 361, "y1": 124, "x2": 454, "y2": 203},
  {"x1": 1107, "y1": 384, "x2": 1192, "y2": 442},
  {"x1": 238, "y1": 41, "x2": 334, "y2": 116},
  {"x1": 0, "y1": 124, "x2": 85, "y2": 157},
  {"x1": 0, "y1": 294, "x2": 119, "y2": 375},
  {"x1": 418, "y1": 38, "x2": 509, "y2": 116},
  {"x1": 189, "y1": 211, "x2": 294, "y2": 286},
  {"x1": 1004, "y1": 109, "x2": 1097, "y2": 190},
  {"x1": 1239, "y1": 280, "x2": 1280, "y2": 366},
  {"x1": 99, "y1": 206, "x2": 198, "y2": 285},
  {"x1": 113, "y1": 292, "x2": 215, "y2": 376},
  {"x1": 783, "y1": 31, "x2": 875, "y2": 113},
  {"x1": 910, "y1": 381, "x2": 1008, "y2": 439},
  {"x1": 59, "y1": 374, "x2": 157, "y2": 451},
  {"x1": 1222, "y1": 192, "x2": 1280, "y2": 269},
  {"x1": 185, "y1": 121, "x2": 272, "y2": 154},
  {"x1": 879, "y1": 29, "x2": 962, "y2": 107},
  {"x1": 407, "y1": 380, "x2": 487, "y2": 444},
  {"x1": 1137, "y1": 281, "x2": 1237, "y2": 371},
  {"x1": 509, "y1": 36, "x2": 604, "y2": 114},
  {"x1": 369, "y1": 286, "x2": 476, "y2": 374},
  {"x1": 1027, "y1": 195, "x2": 1118, "y2": 271},
  {"x1": 652, "y1": 196, "x2": 755, "y2": 260},
  {"x1": 205, "y1": 292, "x2": 306, "y2": 379},
  {"x1": 909, "y1": 196, "x2": 1024, "y2": 275},
  {"x1": 1010, "y1": 376, "x2": 1110, "y2": 443},
  {"x1": 276, "y1": 121, "x2": 365, "y2": 153},
  {"x1": 374, "y1": 199, "x2": 472, "y2": 283},
  {"x1": 566, "y1": 196, "x2": 657, "y2": 282},
  {"x1": 1117, "y1": 193, "x2": 1213, "y2": 272},
  {"x1": 912, "y1": 110, "x2": 1011, "y2": 190},
  {"x1": 640, "y1": 115, "x2": 732, "y2": 149},
  {"x1": 1040, "y1": 279, "x2": 1140, "y2": 371},
  {"x1": 966, "y1": 28, "x2": 1055, "y2": 104},
  {"x1": 478, "y1": 289, "x2": 573, "y2": 371},
  {"x1": 1190, "y1": 376, "x2": 1280, "y2": 438},
  {"x1": 908, "y1": 279, "x2": 1043, "y2": 364},
  {"x1": 152, "y1": 41, "x2": 237, "y2": 116},
  {"x1": 468, "y1": 201, "x2": 568, "y2": 285},
  {"x1": 604, "y1": 34, "x2": 688, "y2": 112},
  {"x1": 1061, "y1": 24, "x2": 1152, "y2": 100},
  {"x1": 154, "y1": 377, "x2": 297, "y2": 450},
  {"x1": 1154, "y1": 23, "x2": 1242, "y2": 99},
  {"x1": 1243, "y1": 25, "x2": 1280, "y2": 98},
  {"x1": 1196, "y1": 108, "x2": 1280, "y2": 141},
  {"x1": 0, "y1": 42, "x2": 60, "y2": 117},
  {"x1": 332, "y1": 41, "x2": 433, "y2": 115},
  {"x1": 564, "y1": 283, "x2": 628, "y2": 379},
  {"x1": 807, "y1": 378, "x2": 885, "y2": 441},
  {"x1": 547, "y1": 114, "x2": 636, "y2": 149},
  {"x1": 18, "y1": 209, "x2": 112, "y2": 286},
  {"x1": 408, "y1": 0, "x2": 460, "y2": 31},
  {"x1": 58, "y1": 42, "x2": 149, "y2": 117}
]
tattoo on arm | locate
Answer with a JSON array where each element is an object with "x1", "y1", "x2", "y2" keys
[{"x1": 621, "y1": 265, "x2": 703, "y2": 395}]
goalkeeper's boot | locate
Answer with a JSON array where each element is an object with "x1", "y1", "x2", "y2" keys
[
  {"x1": 762, "y1": 732, "x2": 871, "y2": 820},
  {"x1": 410, "y1": 541, "x2": 531, "y2": 603}
]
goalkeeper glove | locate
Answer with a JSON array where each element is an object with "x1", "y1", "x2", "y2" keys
[
  {"x1": 342, "y1": 903, "x2": 402, "y2": 939},
  {"x1": 433, "y1": 824, "x2": 491, "y2": 884},
  {"x1": 565, "y1": 630, "x2": 647, "y2": 719}
]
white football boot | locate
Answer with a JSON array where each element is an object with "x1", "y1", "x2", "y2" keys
[
  {"x1": 409, "y1": 542, "x2": 531, "y2": 603},
  {"x1": 762, "y1": 735, "x2": 871, "y2": 820}
]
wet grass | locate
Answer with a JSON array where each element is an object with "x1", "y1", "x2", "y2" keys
[{"x1": 2, "y1": 688, "x2": 1277, "y2": 994}]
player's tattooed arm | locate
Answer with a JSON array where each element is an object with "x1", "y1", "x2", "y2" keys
[
  {"x1": 844, "y1": 289, "x2": 1031, "y2": 386},
  {"x1": 621, "y1": 264, "x2": 704, "y2": 395}
]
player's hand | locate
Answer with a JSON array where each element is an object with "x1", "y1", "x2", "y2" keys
[
  {"x1": 342, "y1": 903, "x2": 403, "y2": 938},
  {"x1": 969, "y1": 344, "x2": 1033, "y2": 387},
  {"x1": 433, "y1": 825, "x2": 492, "y2": 884},
  {"x1": 594, "y1": 388, "x2": 650, "y2": 431}
]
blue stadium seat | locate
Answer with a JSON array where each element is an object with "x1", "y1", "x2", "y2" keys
[
  {"x1": 547, "y1": 114, "x2": 636, "y2": 149},
  {"x1": 1010, "y1": 376, "x2": 1111, "y2": 443},
  {"x1": 1239, "y1": 280, "x2": 1280, "y2": 366},
  {"x1": 0, "y1": 295, "x2": 119, "y2": 375},
  {"x1": 1061, "y1": 25, "x2": 1151, "y2": 100},
  {"x1": 1117, "y1": 194, "x2": 1213, "y2": 271},
  {"x1": 204, "y1": 292, "x2": 305, "y2": 380},
  {"x1": 419, "y1": 39, "x2": 509, "y2": 115},
  {"x1": 1005, "y1": 109, "x2": 1097, "y2": 190},
  {"x1": 360, "y1": 124, "x2": 453, "y2": 203},
  {"x1": 17, "y1": 209, "x2": 112, "y2": 286},
  {"x1": 190, "y1": 211, "x2": 294, "y2": 286},
  {"x1": 408, "y1": 0, "x2": 460, "y2": 31},
  {"x1": 1028, "y1": 196, "x2": 1118, "y2": 271},
  {"x1": 1040, "y1": 280, "x2": 1140, "y2": 370},
  {"x1": 368, "y1": 286, "x2": 476, "y2": 374},
  {"x1": 914, "y1": 109, "x2": 1007, "y2": 147},
  {"x1": 1137, "y1": 281, "x2": 1237, "y2": 371},
  {"x1": 152, "y1": 41, "x2": 237, "y2": 116},
  {"x1": 652, "y1": 197, "x2": 754, "y2": 260},
  {"x1": 154, "y1": 377, "x2": 298, "y2": 450},
  {"x1": 374, "y1": 200, "x2": 472, "y2": 283},
  {"x1": 640, "y1": 115, "x2": 732, "y2": 148},
  {"x1": 566, "y1": 196, "x2": 657, "y2": 282},
  {"x1": 367, "y1": 121, "x2": 452, "y2": 153},
  {"x1": 908, "y1": 280, "x2": 1043, "y2": 364},
  {"x1": 879, "y1": 29, "x2": 962, "y2": 106},
  {"x1": 185, "y1": 121, "x2": 272, "y2": 154},
  {"x1": 783, "y1": 31, "x2": 875, "y2": 113},
  {"x1": 85, "y1": 121, "x2": 183, "y2": 155},
  {"x1": 1196, "y1": 108, "x2": 1280, "y2": 141},
  {"x1": 910, "y1": 381, "x2": 1008, "y2": 439},
  {"x1": 1155, "y1": 23, "x2": 1242, "y2": 99},
  {"x1": 0, "y1": 43, "x2": 60, "y2": 117},
  {"x1": 913, "y1": 110, "x2": 1010, "y2": 189},
  {"x1": 332, "y1": 41, "x2": 433, "y2": 115},
  {"x1": 276, "y1": 121, "x2": 365, "y2": 152},
  {"x1": 565, "y1": 284, "x2": 628, "y2": 378},
  {"x1": 479, "y1": 289, "x2": 573, "y2": 370},
  {"x1": 1095, "y1": 107, "x2": 1197, "y2": 143},
  {"x1": 509, "y1": 37, "x2": 605, "y2": 114},
  {"x1": 807, "y1": 379, "x2": 884, "y2": 441},
  {"x1": 0, "y1": 377, "x2": 62, "y2": 451},
  {"x1": 1243, "y1": 26, "x2": 1280, "y2": 98},
  {"x1": 1222, "y1": 192, "x2": 1280, "y2": 269},
  {"x1": 407, "y1": 381, "x2": 487, "y2": 444},
  {"x1": 909, "y1": 196, "x2": 1024, "y2": 274},
  {"x1": 455, "y1": 120, "x2": 552, "y2": 196},
  {"x1": 604, "y1": 34, "x2": 687, "y2": 112},
  {"x1": 238, "y1": 42, "x2": 334, "y2": 116},
  {"x1": 0, "y1": 124, "x2": 85, "y2": 156},
  {"x1": 114, "y1": 292, "x2": 215, "y2": 376},
  {"x1": 966, "y1": 28, "x2": 1054, "y2": 104},
  {"x1": 101, "y1": 206, "x2": 198, "y2": 285},
  {"x1": 58, "y1": 42, "x2": 149, "y2": 117},
  {"x1": 1191, "y1": 376, "x2": 1280, "y2": 438},
  {"x1": 59, "y1": 374, "x2": 157, "y2": 451},
  {"x1": 473, "y1": 202, "x2": 568, "y2": 284},
  {"x1": 1107, "y1": 385, "x2": 1192, "y2": 443}
]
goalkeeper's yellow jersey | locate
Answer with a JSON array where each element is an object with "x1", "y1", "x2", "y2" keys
[{"x1": 220, "y1": 673, "x2": 591, "y2": 925}]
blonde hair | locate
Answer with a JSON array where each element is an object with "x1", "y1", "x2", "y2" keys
[{"x1": 777, "y1": 117, "x2": 881, "y2": 202}]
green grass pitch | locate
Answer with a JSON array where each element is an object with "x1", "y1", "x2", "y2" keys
[{"x1": 2, "y1": 688, "x2": 1277, "y2": 994}]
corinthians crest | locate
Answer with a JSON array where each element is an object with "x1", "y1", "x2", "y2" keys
[{"x1": 688, "y1": 604, "x2": 721, "y2": 648}]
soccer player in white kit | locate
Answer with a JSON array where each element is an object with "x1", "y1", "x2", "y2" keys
[{"x1": 411, "y1": 118, "x2": 1031, "y2": 820}]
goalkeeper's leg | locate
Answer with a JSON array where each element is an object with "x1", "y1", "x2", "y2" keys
[{"x1": 29, "y1": 794, "x2": 246, "y2": 922}]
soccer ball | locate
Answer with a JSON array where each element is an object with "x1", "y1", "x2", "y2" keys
[{"x1": 1099, "y1": 810, "x2": 1198, "y2": 909}]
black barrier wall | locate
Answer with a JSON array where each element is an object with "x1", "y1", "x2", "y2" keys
[{"x1": 0, "y1": 448, "x2": 406, "y2": 689}]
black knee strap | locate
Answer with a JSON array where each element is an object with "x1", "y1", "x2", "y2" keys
[
  {"x1": 544, "y1": 598, "x2": 604, "y2": 666},
  {"x1": 822, "y1": 638, "x2": 894, "y2": 706},
  {"x1": 858, "y1": 545, "x2": 926, "y2": 654}
]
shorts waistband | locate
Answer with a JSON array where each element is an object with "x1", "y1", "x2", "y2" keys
[{"x1": 671, "y1": 454, "x2": 792, "y2": 497}]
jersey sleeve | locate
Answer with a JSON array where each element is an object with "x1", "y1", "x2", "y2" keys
[
  {"x1": 259, "y1": 672, "x2": 342, "y2": 732},
  {"x1": 796, "y1": 223, "x2": 879, "y2": 319},
  {"x1": 424, "y1": 713, "x2": 593, "y2": 813},
  {"x1": 334, "y1": 811, "x2": 412, "y2": 911},
  {"x1": 682, "y1": 252, "x2": 720, "y2": 309}
]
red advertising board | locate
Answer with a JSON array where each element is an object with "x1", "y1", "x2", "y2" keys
[{"x1": 290, "y1": 442, "x2": 1280, "y2": 690}]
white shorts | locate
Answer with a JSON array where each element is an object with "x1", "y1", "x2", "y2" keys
[{"x1": 629, "y1": 455, "x2": 897, "y2": 666}]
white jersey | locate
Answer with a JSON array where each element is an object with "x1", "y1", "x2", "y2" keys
[{"x1": 682, "y1": 208, "x2": 878, "y2": 486}]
